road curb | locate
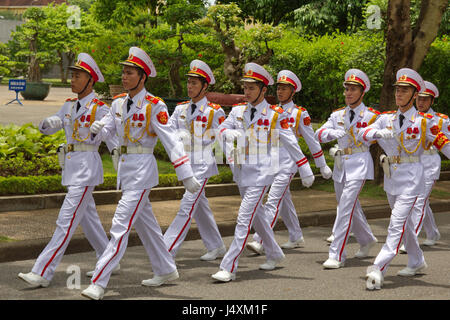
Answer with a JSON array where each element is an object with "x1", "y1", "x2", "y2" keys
[
  {"x1": 1, "y1": 199, "x2": 449, "y2": 263},
  {"x1": 0, "y1": 177, "x2": 320, "y2": 213}
]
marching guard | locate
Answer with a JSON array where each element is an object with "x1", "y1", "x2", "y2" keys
[
  {"x1": 247, "y1": 70, "x2": 332, "y2": 254},
  {"x1": 315, "y1": 69, "x2": 379, "y2": 269},
  {"x1": 81, "y1": 47, "x2": 201, "y2": 300},
  {"x1": 211, "y1": 63, "x2": 315, "y2": 282},
  {"x1": 359, "y1": 68, "x2": 450, "y2": 290},
  {"x1": 18, "y1": 53, "x2": 115, "y2": 288},
  {"x1": 163, "y1": 59, "x2": 226, "y2": 260}
]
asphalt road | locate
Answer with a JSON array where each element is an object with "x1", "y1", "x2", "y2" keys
[{"x1": 1, "y1": 211, "x2": 450, "y2": 303}]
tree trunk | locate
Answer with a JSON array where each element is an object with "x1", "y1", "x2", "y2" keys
[
  {"x1": 58, "y1": 51, "x2": 66, "y2": 84},
  {"x1": 410, "y1": 0, "x2": 448, "y2": 70},
  {"x1": 28, "y1": 35, "x2": 41, "y2": 82},
  {"x1": 168, "y1": 59, "x2": 183, "y2": 98}
]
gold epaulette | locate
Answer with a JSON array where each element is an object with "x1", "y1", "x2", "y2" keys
[
  {"x1": 382, "y1": 110, "x2": 397, "y2": 114},
  {"x1": 112, "y1": 93, "x2": 127, "y2": 100},
  {"x1": 270, "y1": 105, "x2": 284, "y2": 114},
  {"x1": 208, "y1": 102, "x2": 222, "y2": 110},
  {"x1": 92, "y1": 98, "x2": 108, "y2": 107},
  {"x1": 435, "y1": 112, "x2": 449, "y2": 119},
  {"x1": 418, "y1": 112, "x2": 433, "y2": 119},
  {"x1": 66, "y1": 98, "x2": 77, "y2": 102},
  {"x1": 333, "y1": 106, "x2": 345, "y2": 113},
  {"x1": 233, "y1": 102, "x2": 247, "y2": 107},
  {"x1": 177, "y1": 100, "x2": 190, "y2": 105},
  {"x1": 368, "y1": 107, "x2": 381, "y2": 115},
  {"x1": 145, "y1": 95, "x2": 164, "y2": 105}
]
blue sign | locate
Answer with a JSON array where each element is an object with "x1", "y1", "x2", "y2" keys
[
  {"x1": 5, "y1": 79, "x2": 27, "y2": 106},
  {"x1": 8, "y1": 79, "x2": 26, "y2": 91}
]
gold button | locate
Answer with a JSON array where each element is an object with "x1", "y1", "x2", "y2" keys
[{"x1": 67, "y1": 156, "x2": 71, "y2": 160}]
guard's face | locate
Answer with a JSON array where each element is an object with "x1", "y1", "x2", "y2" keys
[
  {"x1": 243, "y1": 82, "x2": 266, "y2": 103},
  {"x1": 71, "y1": 69, "x2": 91, "y2": 94},
  {"x1": 416, "y1": 95, "x2": 433, "y2": 113},
  {"x1": 122, "y1": 66, "x2": 142, "y2": 90},
  {"x1": 187, "y1": 76, "x2": 206, "y2": 99},
  {"x1": 277, "y1": 83, "x2": 294, "y2": 103},
  {"x1": 344, "y1": 84, "x2": 364, "y2": 106},
  {"x1": 395, "y1": 85, "x2": 417, "y2": 107}
]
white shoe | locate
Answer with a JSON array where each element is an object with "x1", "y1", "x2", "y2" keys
[
  {"x1": 246, "y1": 241, "x2": 264, "y2": 255},
  {"x1": 326, "y1": 234, "x2": 335, "y2": 243},
  {"x1": 86, "y1": 264, "x2": 120, "y2": 277},
  {"x1": 399, "y1": 244, "x2": 407, "y2": 254},
  {"x1": 322, "y1": 258, "x2": 344, "y2": 269},
  {"x1": 259, "y1": 254, "x2": 285, "y2": 271},
  {"x1": 355, "y1": 238, "x2": 378, "y2": 258},
  {"x1": 397, "y1": 262, "x2": 428, "y2": 277},
  {"x1": 200, "y1": 245, "x2": 226, "y2": 261},
  {"x1": 281, "y1": 237, "x2": 305, "y2": 249},
  {"x1": 81, "y1": 284, "x2": 105, "y2": 300},
  {"x1": 366, "y1": 269, "x2": 384, "y2": 290},
  {"x1": 211, "y1": 269, "x2": 236, "y2": 282},
  {"x1": 141, "y1": 270, "x2": 179, "y2": 287},
  {"x1": 423, "y1": 233, "x2": 440, "y2": 246},
  {"x1": 18, "y1": 272, "x2": 50, "y2": 288}
]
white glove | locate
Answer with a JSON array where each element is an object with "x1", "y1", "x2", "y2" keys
[
  {"x1": 375, "y1": 128, "x2": 394, "y2": 139},
  {"x1": 331, "y1": 129, "x2": 346, "y2": 140},
  {"x1": 301, "y1": 175, "x2": 315, "y2": 188},
  {"x1": 183, "y1": 176, "x2": 202, "y2": 194},
  {"x1": 90, "y1": 120, "x2": 105, "y2": 134},
  {"x1": 320, "y1": 165, "x2": 332, "y2": 179},
  {"x1": 224, "y1": 129, "x2": 242, "y2": 141},
  {"x1": 44, "y1": 116, "x2": 62, "y2": 129}
]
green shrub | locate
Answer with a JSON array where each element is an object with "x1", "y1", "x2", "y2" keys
[
  {"x1": 0, "y1": 123, "x2": 65, "y2": 160},
  {"x1": 0, "y1": 155, "x2": 60, "y2": 177}
]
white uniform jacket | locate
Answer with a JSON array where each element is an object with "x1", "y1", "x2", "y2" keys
[
  {"x1": 218, "y1": 99, "x2": 313, "y2": 187},
  {"x1": 39, "y1": 92, "x2": 114, "y2": 187},
  {"x1": 420, "y1": 109, "x2": 449, "y2": 181},
  {"x1": 98, "y1": 88, "x2": 193, "y2": 190},
  {"x1": 280, "y1": 101, "x2": 327, "y2": 174},
  {"x1": 358, "y1": 106, "x2": 450, "y2": 196},
  {"x1": 315, "y1": 103, "x2": 379, "y2": 183},
  {"x1": 168, "y1": 97, "x2": 226, "y2": 179}
]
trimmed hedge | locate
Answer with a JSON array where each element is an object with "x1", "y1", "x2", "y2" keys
[{"x1": 0, "y1": 170, "x2": 234, "y2": 196}]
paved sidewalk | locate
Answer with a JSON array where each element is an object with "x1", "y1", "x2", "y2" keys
[{"x1": 0, "y1": 85, "x2": 78, "y2": 126}]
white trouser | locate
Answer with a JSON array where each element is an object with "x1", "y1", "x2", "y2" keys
[
  {"x1": 372, "y1": 193, "x2": 424, "y2": 275},
  {"x1": 91, "y1": 189, "x2": 176, "y2": 289},
  {"x1": 329, "y1": 179, "x2": 376, "y2": 262},
  {"x1": 219, "y1": 186, "x2": 284, "y2": 274},
  {"x1": 164, "y1": 178, "x2": 224, "y2": 257},
  {"x1": 410, "y1": 180, "x2": 439, "y2": 240},
  {"x1": 32, "y1": 186, "x2": 109, "y2": 280},
  {"x1": 253, "y1": 172, "x2": 303, "y2": 243}
]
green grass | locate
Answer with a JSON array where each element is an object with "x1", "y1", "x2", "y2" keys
[
  {"x1": 311, "y1": 179, "x2": 388, "y2": 200},
  {"x1": 101, "y1": 154, "x2": 176, "y2": 175},
  {"x1": 0, "y1": 235, "x2": 15, "y2": 242},
  {"x1": 430, "y1": 188, "x2": 450, "y2": 199}
]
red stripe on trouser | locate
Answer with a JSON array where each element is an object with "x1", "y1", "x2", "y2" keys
[
  {"x1": 415, "y1": 181, "x2": 434, "y2": 234},
  {"x1": 231, "y1": 186, "x2": 267, "y2": 273},
  {"x1": 168, "y1": 179, "x2": 208, "y2": 252},
  {"x1": 380, "y1": 196, "x2": 418, "y2": 272},
  {"x1": 93, "y1": 190, "x2": 147, "y2": 284},
  {"x1": 338, "y1": 181, "x2": 365, "y2": 262},
  {"x1": 40, "y1": 186, "x2": 89, "y2": 277},
  {"x1": 259, "y1": 174, "x2": 294, "y2": 245}
]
